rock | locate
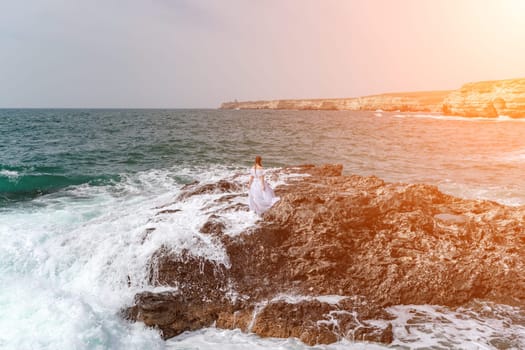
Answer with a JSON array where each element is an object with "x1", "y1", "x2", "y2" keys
[
  {"x1": 220, "y1": 78, "x2": 525, "y2": 118},
  {"x1": 250, "y1": 301, "x2": 337, "y2": 344},
  {"x1": 200, "y1": 215, "x2": 226, "y2": 235},
  {"x1": 140, "y1": 227, "x2": 156, "y2": 243},
  {"x1": 285, "y1": 164, "x2": 343, "y2": 177},
  {"x1": 249, "y1": 300, "x2": 392, "y2": 346},
  {"x1": 220, "y1": 91, "x2": 449, "y2": 113},
  {"x1": 443, "y1": 79, "x2": 525, "y2": 118},
  {"x1": 126, "y1": 290, "x2": 232, "y2": 339},
  {"x1": 216, "y1": 308, "x2": 253, "y2": 332},
  {"x1": 147, "y1": 247, "x2": 230, "y2": 297},
  {"x1": 177, "y1": 180, "x2": 242, "y2": 200},
  {"x1": 353, "y1": 323, "x2": 393, "y2": 344},
  {"x1": 124, "y1": 164, "x2": 525, "y2": 345},
  {"x1": 156, "y1": 209, "x2": 181, "y2": 215},
  {"x1": 126, "y1": 247, "x2": 234, "y2": 338}
]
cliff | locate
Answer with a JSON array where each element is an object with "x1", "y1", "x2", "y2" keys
[
  {"x1": 221, "y1": 78, "x2": 525, "y2": 118},
  {"x1": 220, "y1": 91, "x2": 450, "y2": 113},
  {"x1": 443, "y1": 78, "x2": 525, "y2": 118},
  {"x1": 124, "y1": 165, "x2": 525, "y2": 346}
]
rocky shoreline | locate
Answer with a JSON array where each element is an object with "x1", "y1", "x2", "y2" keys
[
  {"x1": 124, "y1": 164, "x2": 525, "y2": 346},
  {"x1": 220, "y1": 78, "x2": 525, "y2": 118}
]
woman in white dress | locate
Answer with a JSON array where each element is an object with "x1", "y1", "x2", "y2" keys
[{"x1": 248, "y1": 156, "x2": 279, "y2": 215}]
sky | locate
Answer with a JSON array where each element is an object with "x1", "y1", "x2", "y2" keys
[{"x1": 0, "y1": 0, "x2": 524, "y2": 108}]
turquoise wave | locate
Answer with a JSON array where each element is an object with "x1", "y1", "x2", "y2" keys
[{"x1": 0, "y1": 165, "x2": 118, "y2": 203}]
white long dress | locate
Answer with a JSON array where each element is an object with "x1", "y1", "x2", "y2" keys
[{"x1": 248, "y1": 167, "x2": 279, "y2": 215}]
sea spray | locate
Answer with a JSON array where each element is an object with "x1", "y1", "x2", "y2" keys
[{"x1": 0, "y1": 165, "x2": 258, "y2": 349}]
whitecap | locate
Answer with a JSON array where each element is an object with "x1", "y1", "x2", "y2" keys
[
  {"x1": 0, "y1": 169, "x2": 20, "y2": 179},
  {"x1": 393, "y1": 113, "x2": 525, "y2": 122}
]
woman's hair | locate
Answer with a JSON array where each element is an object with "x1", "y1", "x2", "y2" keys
[{"x1": 255, "y1": 155, "x2": 262, "y2": 167}]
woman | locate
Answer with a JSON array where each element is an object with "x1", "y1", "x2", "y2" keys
[{"x1": 248, "y1": 156, "x2": 279, "y2": 215}]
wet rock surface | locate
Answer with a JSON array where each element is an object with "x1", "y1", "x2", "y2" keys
[{"x1": 124, "y1": 164, "x2": 525, "y2": 345}]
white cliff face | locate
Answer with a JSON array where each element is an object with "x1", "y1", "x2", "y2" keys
[
  {"x1": 221, "y1": 78, "x2": 525, "y2": 118},
  {"x1": 356, "y1": 91, "x2": 449, "y2": 112},
  {"x1": 220, "y1": 91, "x2": 449, "y2": 112},
  {"x1": 443, "y1": 78, "x2": 525, "y2": 118}
]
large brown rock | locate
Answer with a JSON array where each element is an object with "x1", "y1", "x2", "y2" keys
[{"x1": 124, "y1": 164, "x2": 525, "y2": 345}]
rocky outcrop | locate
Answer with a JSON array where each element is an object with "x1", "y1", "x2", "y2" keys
[
  {"x1": 356, "y1": 91, "x2": 450, "y2": 112},
  {"x1": 443, "y1": 78, "x2": 525, "y2": 118},
  {"x1": 124, "y1": 164, "x2": 525, "y2": 345},
  {"x1": 220, "y1": 91, "x2": 449, "y2": 113},
  {"x1": 220, "y1": 78, "x2": 525, "y2": 118}
]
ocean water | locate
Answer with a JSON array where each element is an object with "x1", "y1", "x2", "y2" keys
[{"x1": 2, "y1": 109, "x2": 525, "y2": 349}]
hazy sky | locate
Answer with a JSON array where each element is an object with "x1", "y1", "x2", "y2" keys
[{"x1": 1, "y1": 0, "x2": 524, "y2": 108}]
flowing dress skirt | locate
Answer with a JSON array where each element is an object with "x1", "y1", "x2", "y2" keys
[{"x1": 248, "y1": 180, "x2": 279, "y2": 215}]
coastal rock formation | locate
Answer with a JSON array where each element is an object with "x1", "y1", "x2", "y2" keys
[
  {"x1": 220, "y1": 91, "x2": 449, "y2": 113},
  {"x1": 355, "y1": 91, "x2": 449, "y2": 112},
  {"x1": 220, "y1": 77, "x2": 525, "y2": 118},
  {"x1": 443, "y1": 78, "x2": 525, "y2": 118},
  {"x1": 125, "y1": 164, "x2": 525, "y2": 345}
]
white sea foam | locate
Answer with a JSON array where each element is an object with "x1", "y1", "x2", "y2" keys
[
  {"x1": 165, "y1": 328, "x2": 389, "y2": 350},
  {"x1": 0, "y1": 276, "x2": 165, "y2": 349},
  {"x1": 0, "y1": 165, "x2": 258, "y2": 349},
  {"x1": 393, "y1": 113, "x2": 525, "y2": 122},
  {"x1": 499, "y1": 148, "x2": 525, "y2": 166},
  {"x1": 438, "y1": 181, "x2": 525, "y2": 207},
  {"x1": 0, "y1": 169, "x2": 19, "y2": 179},
  {"x1": 381, "y1": 302, "x2": 525, "y2": 349},
  {"x1": 0, "y1": 169, "x2": 179, "y2": 349}
]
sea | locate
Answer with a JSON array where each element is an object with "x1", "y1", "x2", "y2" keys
[{"x1": 1, "y1": 108, "x2": 525, "y2": 350}]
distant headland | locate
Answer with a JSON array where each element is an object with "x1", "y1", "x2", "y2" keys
[{"x1": 220, "y1": 78, "x2": 525, "y2": 118}]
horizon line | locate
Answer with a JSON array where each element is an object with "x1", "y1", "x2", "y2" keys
[{"x1": 0, "y1": 107, "x2": 218, "y2": 110}]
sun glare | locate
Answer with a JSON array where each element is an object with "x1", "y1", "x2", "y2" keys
[{"x1": 502, "y1": 0, "x2": 525, "y2": 20}]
